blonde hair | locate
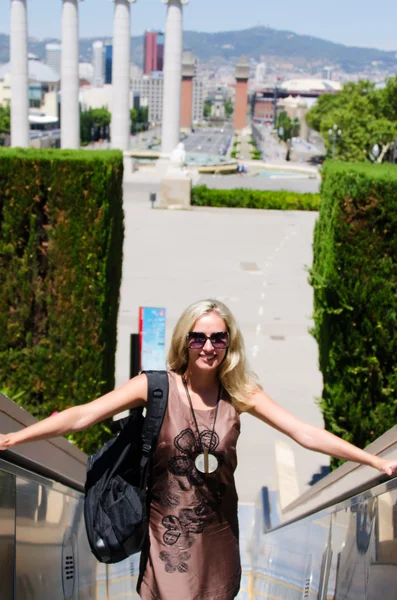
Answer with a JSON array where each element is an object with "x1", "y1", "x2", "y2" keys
[{"x1": 167, "y1": 299, "x2": 260, "y2": 412}]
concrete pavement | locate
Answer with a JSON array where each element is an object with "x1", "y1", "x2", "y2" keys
[{"x1": 115, "y1": 181, "x2": 326, "y2": 503}]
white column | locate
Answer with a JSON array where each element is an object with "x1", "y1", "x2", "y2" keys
[
  {"x1": 10, "y1": 0, "x2": 29, "y2": 147},
  {"x1": 61, "y1": 0, "x2": 81, "y2": 149},
  {"x1": 111, "y1": 0, "x2": 135, "y2": 151},
  {"x1": 161, "y1": 0, "x2": 188, "y2": 154}
]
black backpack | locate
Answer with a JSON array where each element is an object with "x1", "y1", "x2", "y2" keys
[{"x1": 84, "y1": 370, "x2": 168, "y2": 564}]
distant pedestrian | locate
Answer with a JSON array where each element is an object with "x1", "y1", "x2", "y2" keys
[{"x1": 1, "y1": 299, "x2": 397, "y2": 599}]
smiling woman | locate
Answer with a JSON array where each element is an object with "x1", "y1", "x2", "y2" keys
[{"x1": 1, "y1": 297, "x2": 397, "y2": 599}]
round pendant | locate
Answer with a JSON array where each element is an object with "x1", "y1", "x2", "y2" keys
[{"x1": 195, "y1": 453, "x2": 219, "y2": 474}]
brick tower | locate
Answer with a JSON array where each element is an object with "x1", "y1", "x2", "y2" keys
[
  {"x1": 180, "y1": 51, "x2": 195, "y2": 130},
  {"x1": 233, "y1": 56, "x2": 250, "y2": 131}
]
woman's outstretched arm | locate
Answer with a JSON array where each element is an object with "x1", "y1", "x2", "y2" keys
[
  {"x1": 0, "y1": 373, "x2": 148, "y2": 451},
  {"x1": 248, "y1": 388, "x2": 397, "y2": 477}
]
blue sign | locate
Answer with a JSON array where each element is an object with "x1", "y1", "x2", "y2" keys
[{"x1": 139, "y1": 307, "x2": 166, "y2": 371}]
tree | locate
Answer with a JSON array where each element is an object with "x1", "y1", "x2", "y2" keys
[
  {"x1": 276, "y1": 111, "x2": 300, "y2": 141},
  {"x1": 80, "y1": 108, "x2": 111, "y2": 144},
  {"x1": 130, "y1": 107, "x2": 149, "y2": 134},
  {"x1": 306, "y1": 78, "x2": 397, "y2": 163},
  {"x1": 225, "y1": 99, "x2": 234, "y2": 118},
  {"x1": 0, "y1": 105, "x2": 10, "y2": 134},
  {"x1": 204, "y1": 100, "x2": 211, "y2": 119}
]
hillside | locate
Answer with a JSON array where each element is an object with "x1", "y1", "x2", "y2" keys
[{"x1": 0, "y1": 26, "x2": 396, "y2": 73}]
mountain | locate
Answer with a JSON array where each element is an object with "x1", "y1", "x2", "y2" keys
[
  {"x1": 182, "y1": 27, "x2": 397, "y2": 72},
  {"x1": 1, "y1": 26, "x2": 396, "y2": 73}
]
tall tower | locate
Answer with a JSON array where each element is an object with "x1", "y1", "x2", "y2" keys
[
  {"x1": 61, "y1": 0, "x2": 82, "y2": 149},
  {"x1": 160, "y1": 0, "x2": 188, "y2": 155},
  {"x1": 10, "y1": 0, "x2": 29, "y2": 147},
  {"x1": 156, "y1": 32, "x2": 164, "y2": 71},
  {"x1": 233, "y1": 56, "x2": 250, "y2": 132},
  {"x1": 144, "y1": 31, "x2": 158, "y2": 75},
  {"x1": 92, "y1": 41, "x2": 105, "y2": 86},
  {"x1": 104, "y1": 43, "x2": 113, "y2": 84},
  {"x1": 180, "y1": 51, "x2": 195, "y2": 130},
  {"x1": 46, "y1": 43, "x2": 62, "y2": 75},
  {"x1": 144, "y1": 31, "x2": 164, "y2": 74},
  {"x1": 111, "y1": 0, "x2": 135, "y2": 151}
]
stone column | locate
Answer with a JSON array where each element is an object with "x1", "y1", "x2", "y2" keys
[
  {"x1": 111, "y1": 0, "x2": 135, "y2": 151},
  {"x1": 10, "y1": 0, "x2": 29, "y2": 147},
  {"x1": 61, "y1": 0, "x2": 81, "y2": 149},
  {"x1": 161, "y1": 0, "x2": 188, "y2": 154},
  {"x1": 233, "y1": 56, "x2": 250, "y2": 132},
  {"x1": 180, "y1": 51, "x2": 195, "y2": 130}
]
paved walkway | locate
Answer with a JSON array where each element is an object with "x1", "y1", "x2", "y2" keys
[{"x1": 115, "y1": 182, "x2": 326, "y2": 503}]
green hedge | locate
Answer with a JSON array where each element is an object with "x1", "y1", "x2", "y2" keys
[
  {"x1": 191, "y1": 185, "x2": 320, "y2": 211},
  {"x1": 311, "y1": 161, "x2": 397, "y2": 466},
  {"x1": 0, "y1": 148, "x2": 124, "y2": 454}
]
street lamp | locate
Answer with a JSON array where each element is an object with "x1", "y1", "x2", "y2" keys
[
  {"x1": 149, "y1": 192, "x2": 156, "y2": 209},
  {"x1": 372, "y1": 143, "x2": 380, "y2": 163},
  {"x1": 328, "y1": 124, "x2": 342, "y2": 159}
]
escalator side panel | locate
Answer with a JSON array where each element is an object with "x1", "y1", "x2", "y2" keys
[{"x1": 0, "y1": 470, "x2": 16, "y2": 600}]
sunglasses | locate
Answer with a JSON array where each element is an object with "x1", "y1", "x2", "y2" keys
[{"x1": 187, "y1": 331, "x2": 229, "y2": 350}]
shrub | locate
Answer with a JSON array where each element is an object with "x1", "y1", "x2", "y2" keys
[
  {"x1": 310, "y1": 161, "x2": 397, "y2": 466},
  {"x1": 191, "y1": 185, "x2": 320, "y2": 211},
  {"x1": 0, "y1": 148, "x2": 124, "y2": 454}
]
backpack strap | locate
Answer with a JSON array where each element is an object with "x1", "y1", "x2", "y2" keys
[{"x1": 140, "y1": 370, "x2": 169, "y2": 489}]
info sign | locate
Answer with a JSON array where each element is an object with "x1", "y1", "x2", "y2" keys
[{"x1": 139, "y1": 307, "x2": 166, "y2": 371}]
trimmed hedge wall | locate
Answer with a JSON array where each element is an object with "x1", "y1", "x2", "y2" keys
[
  {"x1": 311, "y1": 161, "x2": 397, "y2": 466},
  {"x1": 0, "y1": 148, "x2": 124, "y2": 454},
  {"x1": 191, "y1": 185, "x2": 320, "y2": 211}
]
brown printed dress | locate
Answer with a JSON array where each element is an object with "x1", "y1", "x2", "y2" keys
[{"x1": 137, "y1": 371, "x2": 241, "y2": 600}]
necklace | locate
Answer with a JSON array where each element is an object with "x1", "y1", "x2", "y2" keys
[{"x1": 182, "y1": 376, "x2": 222, "y2": 474}]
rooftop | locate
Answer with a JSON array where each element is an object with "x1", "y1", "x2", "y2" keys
[
  {"x1": 280, "y1": 78, "x2": 342, "y2": 92},
  {"x1": 0, "y1": 57, "x2": 60, "y2": 84}
]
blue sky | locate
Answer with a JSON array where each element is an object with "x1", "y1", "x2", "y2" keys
[{"x1": 1, "y1": 0, "x2": 396, "y2": 51}]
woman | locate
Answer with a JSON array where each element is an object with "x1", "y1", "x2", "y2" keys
[{"x1": 1, "y1": 298, "x2": 397, "y2": 600}]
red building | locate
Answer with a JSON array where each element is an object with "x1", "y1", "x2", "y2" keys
[{"x1": 143, "y1": 31, "x2": 164, "y2": 75}]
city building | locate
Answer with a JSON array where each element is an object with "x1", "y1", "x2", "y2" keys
[
  {"x1": 255, "y1": 62, "x2": 267, "y2": 84},
  {"x1": 132, "y1": 70, "x2": 204, "y2": 126},
  {"x1": 0, "y1": 55, "x2": 59, "y2": 117},
  {"x1": 143, "y1": 31, "x2": 164, "y2": 75},
  {"x1": 79, "y1": 62, "x2": 94, "y2": 85},
  {"x1": 105, "y1": 43, "x2": 113, "y2": 85},
  {"x1": 92, "y1": 41, "x2": 105, "y2": 87},
  {"x1": 252, "y1": 78, "x2": 342, "y2": 124},
  {"x1": 130, "y1": 64, "x2": 143, "y2": 80},
  {"x1": 157, "y1": 33, "x2": 164, "y2": 73},
  {"x1": 192, "y1": 78, "x2": 204, "y2": 123},
  {"x1": 131, "y1": 72, "x2": 164, "y2": 122},
  {"x1": 277, "y1": 95, "x2": 309, "y2": 140},
  {"x1": 211, "y1": 89, "x2": 225, "y2": 119},
  {"x1": 280, "y1": 78, "x2": 342, "y2": 93},
  {"x1": 45, "y1": 43, "x2": 62, "y2": 75},
  {"x1": 79, "y1": 85, "x2": 118, "y2": 112}
]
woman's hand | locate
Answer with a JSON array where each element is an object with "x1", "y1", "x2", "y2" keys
[
  {"x1": 376, "y1": 458, "x2": 397, "y2": 477},
  {"x1": 0, "y1": 434, "x2": 11, "y2": 451}
]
